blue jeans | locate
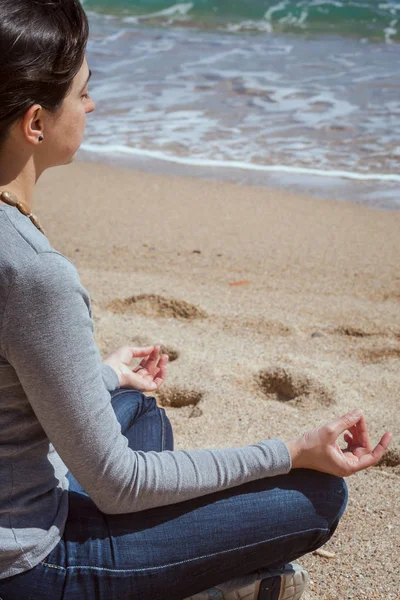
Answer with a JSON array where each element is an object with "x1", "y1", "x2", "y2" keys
[{"x1": 0, "y1": 390, "x2": 347, "y2": 600}]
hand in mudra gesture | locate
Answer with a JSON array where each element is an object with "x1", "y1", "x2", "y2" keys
[
  {"x1": 287, "y1": 409, "x2": 392, "y2": 477},
  {"x1": 103, "y1": 345, "x2": 168, "y2": 391}
]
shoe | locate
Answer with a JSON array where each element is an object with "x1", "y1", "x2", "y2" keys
[
  {"x1": 255, "y1": 563, "x2": 309, "y2": 600},
  {"x1": 184, "y1": 562, "x2": 309, "y2": 600}
]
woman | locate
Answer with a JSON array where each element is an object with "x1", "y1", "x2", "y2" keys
[{"x1": 0, "y1": 1, "x2": 391, "y2": 599}]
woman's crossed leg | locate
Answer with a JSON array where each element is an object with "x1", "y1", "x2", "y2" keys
[{"x1": 0, "y1": 390, "x2": 347, "y2": 600}]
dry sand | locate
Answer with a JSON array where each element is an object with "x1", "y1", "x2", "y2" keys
[{"x1": 36, "y1": 161, "x2": 400, "y2": 600}]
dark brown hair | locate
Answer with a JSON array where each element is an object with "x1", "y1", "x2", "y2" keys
[{"x1": 0, "y1": 0, "x2": 89, "y2": 146}]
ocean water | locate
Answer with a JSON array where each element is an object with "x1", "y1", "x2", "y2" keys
[{"x1": 79, "y1": 1, "x2": 400, "y2": 208}]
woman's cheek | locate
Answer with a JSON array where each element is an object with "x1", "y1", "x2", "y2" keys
[{"x1": 72, "y1": 110, "x2": 86, "y2": 145}]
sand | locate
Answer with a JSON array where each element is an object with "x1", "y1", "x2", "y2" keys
[{"x1": 36, "y1": 161, "x2": 400, "y2": 600}]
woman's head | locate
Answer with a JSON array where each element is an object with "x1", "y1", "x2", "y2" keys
[{"x1": 0, "y1": 0, "x2": 94, "y2": 167}]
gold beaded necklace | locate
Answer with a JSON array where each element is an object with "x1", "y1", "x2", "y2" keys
[{"x1": 0, "y1": 191, "x2": 46, "y2": 236}]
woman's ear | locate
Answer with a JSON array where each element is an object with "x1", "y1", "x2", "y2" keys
[{"x1": 22, "y1": 104, "x2": 44, "y2": 146}]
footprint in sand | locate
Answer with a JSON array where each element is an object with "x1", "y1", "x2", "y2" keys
[
  {"x1": 256, "y1": 366, "x2": 336, "y2": 408},
  {"x1": 106, "y1": 294, "x2": 207, "y2": 320},
  {"x1": 156, "y1": 386, "x2": 203, "y2": 418}
]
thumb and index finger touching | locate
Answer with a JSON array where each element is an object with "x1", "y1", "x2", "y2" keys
[
  {"x1": 326, "y1": 408, "x2": 392, "y2": 470},
  {"x1": 331, "y1": 410, "x2": 372, "y2": 448},
  {"x1": 355, "y1": 431, "x2": 393, "y2": 471}
]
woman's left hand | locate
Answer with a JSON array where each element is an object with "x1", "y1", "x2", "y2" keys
[
  {"x1": 286, "y1": 409, "x2": 391, "y2": 477},
  {"x1": 103, "y1": 345, "x2": 168, "y2": 391}
]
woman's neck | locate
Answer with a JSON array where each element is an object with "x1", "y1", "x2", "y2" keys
[{"x1": 0, "y1": 156, "x2": 37, "y2": 213}]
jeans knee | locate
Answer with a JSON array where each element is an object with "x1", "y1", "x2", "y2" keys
[
  {"x1": 110, "y1": 391, "x2": 158, "y2": 434},
  {"x1": 317, "y1": 474, "x2": 348, "y2": 543},
  {"x1": 291, "y1": 469, "x2": 347, "y2": 534},
  {"x1": 110, "y1": 389, "x2": 174, "y2": 450},
  {"x1": 330, "y1": 475, "x2": 348, "y2": 527},
  {"x1": 111, "y1": 389, "x2": 157, "y2": 418},
  {"x1": 295, "y1": 471, "x2": 348, "y2": 554}
]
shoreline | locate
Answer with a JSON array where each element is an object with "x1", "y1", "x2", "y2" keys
[
  {"x1": 77, "y1": 150, "x2": 400, "y2": 211},
  {"x1": 36, "y1": 160, "x2": 399, "y2": 599},
  {"x1": 80, "y1": 144, "x2": 400, "y2": 184}
]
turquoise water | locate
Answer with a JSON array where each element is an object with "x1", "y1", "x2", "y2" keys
[{"x1": 83, "y1": 0, "x2": 400, "y2": 42}]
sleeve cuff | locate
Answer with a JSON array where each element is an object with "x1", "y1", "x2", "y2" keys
[
  {"x1": 101, "y1": 364, "x2": 120, "y2": 392},
  {"x1": 260, "y1": 438, "x2": 293, "y2": 475}
]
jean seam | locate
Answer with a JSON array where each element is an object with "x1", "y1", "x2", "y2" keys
[
  {"x1": 160, "y1": 407, "x2": 166, "y2": 451},
  {"x1": 40, "y1": 526, "x2": 329, "y2": 574}
]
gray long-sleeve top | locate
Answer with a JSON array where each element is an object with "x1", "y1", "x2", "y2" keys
[{"x1": 0, "y1": 204, "x2": 291, "y2": 579}]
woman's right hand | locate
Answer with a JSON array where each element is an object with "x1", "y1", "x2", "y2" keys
[
  {"x1": 286, "y1": 409, "x2": 392, "y2": 477},
  {"x1": 103, "y1": 345, "x2": 168, "y2": 391}
]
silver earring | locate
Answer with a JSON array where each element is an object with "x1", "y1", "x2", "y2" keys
[{"x1": 38, "y1": 135, "x2": 44, "y2": 142}]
